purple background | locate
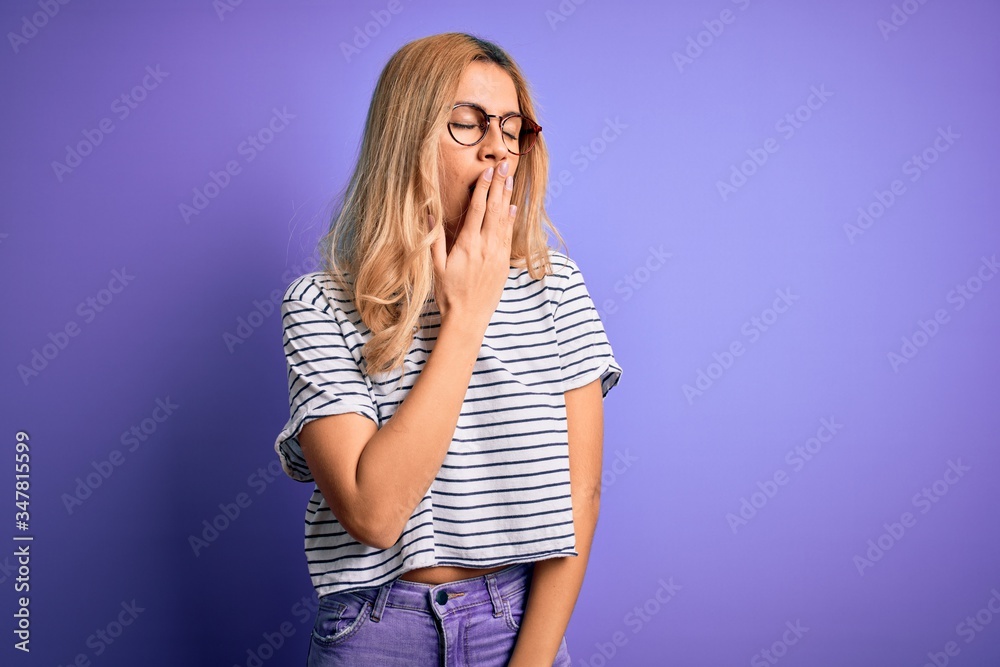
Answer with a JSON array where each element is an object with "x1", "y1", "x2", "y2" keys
[{"x1": 3, "y1": 0, "x2": 999, "y2": 665}]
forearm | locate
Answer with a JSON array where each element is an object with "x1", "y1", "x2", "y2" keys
[
  {"x1": 507, "y1": 494, "x2": 600, "y2": 667},
  {"x1": 355, "y1": 318, "x2": 485, "y2": 547}
]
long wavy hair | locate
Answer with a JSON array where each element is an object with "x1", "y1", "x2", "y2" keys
[{"x1": 318, "y1": 32, "x2": 568, "y2": 380}]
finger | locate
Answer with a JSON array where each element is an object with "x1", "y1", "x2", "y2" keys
[
  {"x1": 464, "y1": 164, "x2": 496, "y2": 238},
  {"x1": 505, "y1": 204, "x2": 517, "y2": 251},
  {"x1": 481, "y1": 158, "x2": 513, "y2": 240},
  {"x1": 502, "y1": 163, "x2": 518, "y2": 253}
]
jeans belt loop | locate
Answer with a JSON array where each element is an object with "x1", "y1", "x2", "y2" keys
[
  {"x1": 370, "y1": 580, "x2": 394, "y2": 623},
  {"x1": 485, "y1": 572, "x2": 504, "y2": 618}
]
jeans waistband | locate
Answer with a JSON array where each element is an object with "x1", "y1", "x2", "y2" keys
[{"x1": 351, "y1": 562, "x2": 535, "y2": 623}]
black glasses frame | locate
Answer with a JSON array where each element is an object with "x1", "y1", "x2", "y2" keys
[{"x1": 447, "y1": 103, "x2": 542, "y2": 155}]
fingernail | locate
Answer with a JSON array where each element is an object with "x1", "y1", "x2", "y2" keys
[
  {"x1": 505, "y1": 175, "x2": 513, "y2": 191},
  {"x1": 485, "y1": 167, "x2": 494, "y2": 182},
  {"x1": 509, "y1": 204, "x2": 517, "y2": 218},
  {"x1": 498, "y1": 160, "x2": 509, "y2": 176}
]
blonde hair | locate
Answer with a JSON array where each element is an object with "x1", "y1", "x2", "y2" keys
[{"x1": 318, "y1": 32, "x2": 568, "y2": 382}]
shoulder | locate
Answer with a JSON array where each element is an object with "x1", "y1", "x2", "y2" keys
[
  {"x1": 545, "y1": 248, "x2": 576, "y2": 274},
  {"x1": 281, "y1": 271, "x2": 356, "y2": 314},
  {"x1": 546, "y1": 248, "x2": 580, "y2": 285},
  {"x1": 543, "y1": 249, "x2": 587, "y2": 292}
]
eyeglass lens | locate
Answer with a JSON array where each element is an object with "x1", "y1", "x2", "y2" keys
[{"x1": 448, "y1": 105, "x2": 537, "y2": 155}]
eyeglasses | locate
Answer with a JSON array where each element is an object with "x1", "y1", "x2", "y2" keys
[{"x1": 447, "y1": 103, "x2": 542, "y2": 155}]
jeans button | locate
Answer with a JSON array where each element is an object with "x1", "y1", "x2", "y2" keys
[{"x1": 435, "y1": 590, "x2": 449, "y2": 605}]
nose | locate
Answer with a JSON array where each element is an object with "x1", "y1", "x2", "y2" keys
[{"x1": 479, "y1": 118, "x2": 509, "y2": 160}]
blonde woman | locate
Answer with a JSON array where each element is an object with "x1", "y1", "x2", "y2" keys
[{"x1": 274, "y1": 32, "x2": 622, "y2": 666}]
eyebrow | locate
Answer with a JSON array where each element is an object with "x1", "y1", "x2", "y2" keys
[{"x1": 455, "y1": 100, "x2": 520, "y2": 116}]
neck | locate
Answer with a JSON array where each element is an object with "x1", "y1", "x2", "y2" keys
[{"x1": 443, "y1": 218, "x2": 463, "y2": 255}]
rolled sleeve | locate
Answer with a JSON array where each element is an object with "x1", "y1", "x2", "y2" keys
[
  {"x1": 274, "y1": 285, "x2": 379, "y2": 483},
  {"x1": 552, "y1": 257, "x2": 623, "y2": 398}
]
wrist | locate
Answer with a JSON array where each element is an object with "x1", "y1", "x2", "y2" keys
[{"x1": 439, "y1": 311, "x2": 490, "y2": 341}]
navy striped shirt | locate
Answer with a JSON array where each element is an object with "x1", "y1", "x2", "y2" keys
[{"x1": 274, "y1": 249, "x2": 622, "y2": 597}]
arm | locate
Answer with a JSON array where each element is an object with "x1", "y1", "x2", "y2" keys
[
  {"x1": 507, "y1": 377, "x2": 605, "y2": 667},
  {"x1": 299, "y1": 316, "x2": 486, "y2": 549},
  {"x1": 298, "y1": 163, "x2": 517, "y2": 550}
]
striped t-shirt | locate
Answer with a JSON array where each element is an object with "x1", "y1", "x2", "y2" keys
[{"x1": 274, "y1": 249, "x2": 622, "y2": 597}]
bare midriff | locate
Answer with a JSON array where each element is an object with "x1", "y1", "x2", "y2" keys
[{"x1": 398, "y1": 563, "x2": 511, "y2": 584}]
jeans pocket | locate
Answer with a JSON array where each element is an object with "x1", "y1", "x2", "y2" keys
[
  {"x1": 311, "y1": 592, "x2": 373, "y2": 648},
  {"x1": 503, "y1": 585, "x2": 529, "y2": 632}
]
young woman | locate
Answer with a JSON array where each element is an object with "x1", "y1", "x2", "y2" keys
[{"x1": 274, "y1": 32, "x2": 622, "y2": 666}]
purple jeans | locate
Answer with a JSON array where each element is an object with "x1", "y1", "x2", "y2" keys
[{"x1": 305, "y1": 562, "x2": 572, "y2": 666}]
